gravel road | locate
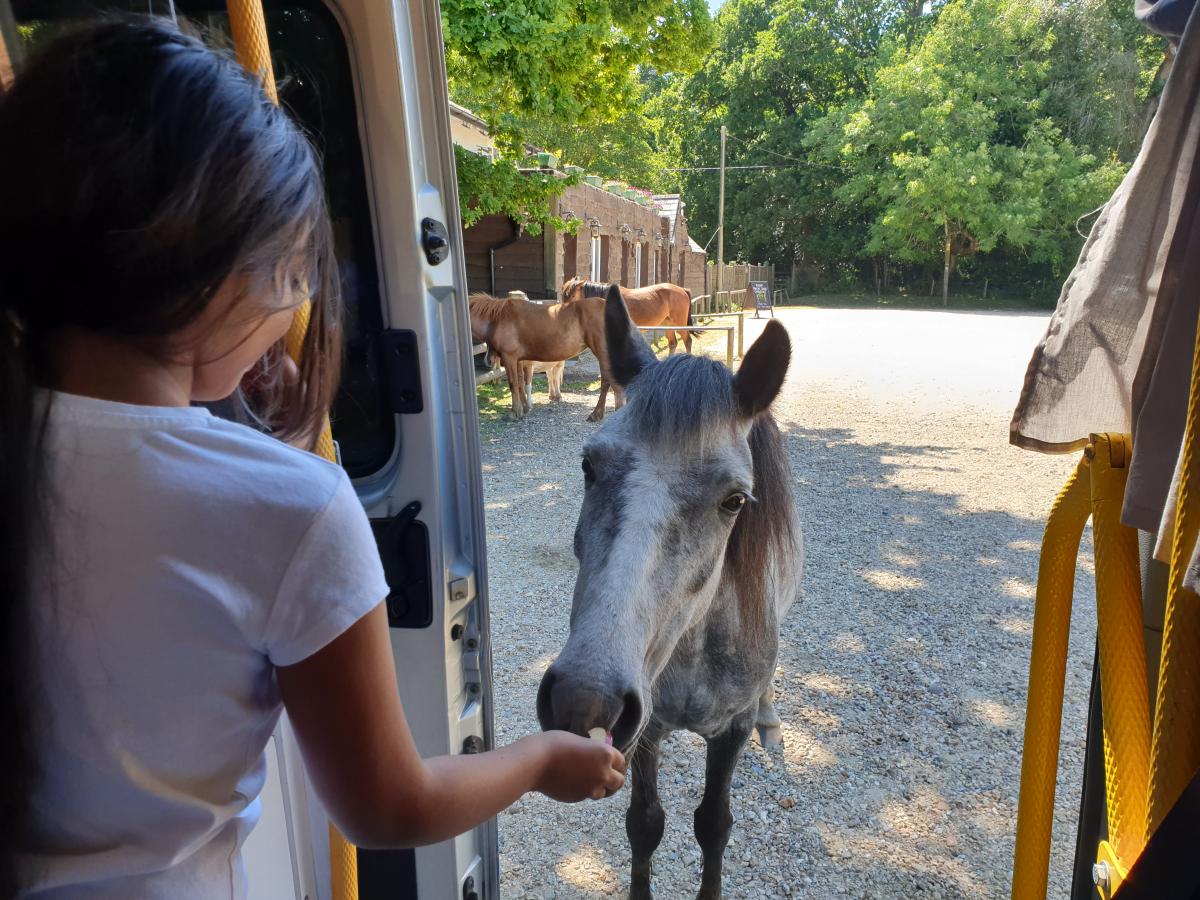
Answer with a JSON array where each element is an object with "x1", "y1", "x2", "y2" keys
[{"x1": 481, "y1": 307, "x2": 1097, "y2": 899}]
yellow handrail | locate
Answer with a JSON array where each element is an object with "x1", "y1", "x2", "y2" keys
[
  {"x1": 1011, "y1": 433, "x2": 1154, "y2": 898},
  {"x1": 1088, "y1": 434, "x2": 1150, "y2": 883},
  {"x1": 224, "y1": 3, "x2": 356, "y2": 898},
  {"x1": 1011, "y1": 458, "x2": 1091, "y2": 900}
]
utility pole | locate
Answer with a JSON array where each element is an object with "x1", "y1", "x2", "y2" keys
[{"x1": 716, "y1": 124, "x2": 726, "y2": 298}]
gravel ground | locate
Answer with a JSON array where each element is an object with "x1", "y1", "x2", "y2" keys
[{"x1": 481, "y1": 307, "x2": 1098, "y2": 899}]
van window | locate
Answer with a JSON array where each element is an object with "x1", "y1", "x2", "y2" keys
[{"x1": 7, "y1": 0, "x2": 394, "y2": 479}]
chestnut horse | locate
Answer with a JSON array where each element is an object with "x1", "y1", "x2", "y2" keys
[
  {"x1": 469, "y1": 292, "x2": 615, "y2": 420},
  {"x1": 562, "y1": 278, "x2": 694, "y2": 354}
]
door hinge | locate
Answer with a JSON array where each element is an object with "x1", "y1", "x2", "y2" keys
[
  {"x1": 463, "y1": 619, "x2": 483, "y2": 701},
  {"x1": 379, "y1": 330, "x2": 423, "y2": 415}
]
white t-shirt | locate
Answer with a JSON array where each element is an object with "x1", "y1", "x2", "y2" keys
[{"x1": 18, "y1": 392, "x2": 389, "y2": 899}]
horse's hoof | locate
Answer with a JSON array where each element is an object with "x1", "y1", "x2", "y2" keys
[
  {"x1": 756, "y1": 723, "x2": 783, "y2": 750},
  {"x1": 628, "y1": 882, "x2": 653, "y2": 900},
  {"x1": 586, "y1": 411, "x2": 604, "y2": 422}
]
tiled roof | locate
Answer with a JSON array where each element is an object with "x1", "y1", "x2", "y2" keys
[{"x1": 687, "y1": 236, "x2": 704, "y2": 254}]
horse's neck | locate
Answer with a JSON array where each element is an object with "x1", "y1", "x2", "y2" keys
[{"x1": 472, "y1": 314, "x2": 496, "y2": 345}]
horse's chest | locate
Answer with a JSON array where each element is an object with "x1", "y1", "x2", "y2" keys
[{"x1": 651, "y1": 616, "x2": 777, "y2": 738}]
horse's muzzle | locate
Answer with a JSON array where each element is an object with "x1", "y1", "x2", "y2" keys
[{"x1": 536, "y1": 664, "x2": 643, "y2": 750}]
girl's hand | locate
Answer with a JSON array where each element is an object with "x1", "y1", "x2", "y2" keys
[
  {"x1": 526, "y1": 731, "x2": 627, "y2": 801},
  {"x1": 281, "y1": 604, "x2": 628, "y2": 847}
]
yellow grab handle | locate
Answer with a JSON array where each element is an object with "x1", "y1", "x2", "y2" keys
[
  {"x1": 1088, "y1": 433, "x2": 1150, "y2": 872},
  {"x1": 1011, "y1": 457, "x2": 1092, "y2": 900},
  {"x1": 224, "y1": 2, "x2": 354, "y2": 898}
]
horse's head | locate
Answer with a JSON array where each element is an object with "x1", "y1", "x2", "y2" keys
[
  {"x1": 537, "y1": 284, "x2": 791, "y2": 751},
  {"x1": 560, "y1": 277, "x2": 584, "y2": 303}
]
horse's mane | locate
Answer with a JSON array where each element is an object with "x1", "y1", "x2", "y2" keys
[
  {"x1": 564, "y1": 278, "x2": 611, "y2": 299},
  {"x1": 468, "y1": 292, "x2": 515, "y2": 323},
  {"x1": 623, "y1": 354, "x2": 795, "y2": 636},
  {"x1": 726, "y1": 416, "x2": 794, "y2": 638}
]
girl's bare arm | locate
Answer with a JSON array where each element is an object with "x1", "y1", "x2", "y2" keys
[{"x1": 277, "y1": 603, "x2": 625, "y2": 848}]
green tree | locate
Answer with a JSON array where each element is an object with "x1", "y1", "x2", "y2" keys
[
  {"x1": 656, "y1": 0, "x2": 921, "y2": 267},
  {"x1": 453, "y1": 147, "x2": 578, "y2": 235},
  {"x1": 443, "y1": 1, "x2": 712, "y2": 227},
  {"x1": 810, "y1": 0, "x2": 1127, "y2": 301},
  {"x1": 444, "y1": 0, "x2": 712, "y2": 146}
]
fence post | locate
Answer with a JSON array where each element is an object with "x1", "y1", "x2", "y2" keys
[
  {"x1": 737, "y1": 313, "x2": 744, "y2": 359},
  {"x1": 726, "y1": 326, "x2": 734, "y2": 369}
]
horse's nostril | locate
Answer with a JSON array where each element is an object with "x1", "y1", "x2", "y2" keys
[
  {"x1": 612, "y1": 689, "x2": 643, "y2": 750},
  {"x1": 535, "y1": 668, "x2": 558, "y2": 733}
]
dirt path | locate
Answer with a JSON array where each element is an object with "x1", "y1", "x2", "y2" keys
[{"x1": 482, "y1": 307, "x2": 1095, "y2": 899}]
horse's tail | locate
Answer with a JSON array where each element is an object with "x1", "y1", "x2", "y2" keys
[{"x1": 686, "y1": 289, "x2": 694, "y2": 328}]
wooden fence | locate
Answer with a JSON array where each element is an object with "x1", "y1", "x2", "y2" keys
[{"x1": 704, "y1": 263, "x2": 774, "y2": 309}]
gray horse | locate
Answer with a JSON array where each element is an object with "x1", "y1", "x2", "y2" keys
[{"x1": 537, "y1": 284, "x2": 803, "y2": 899}]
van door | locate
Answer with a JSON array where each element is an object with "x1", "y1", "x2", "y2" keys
[{"x1": 2, "y1": 2, "x2": 498, "y2": 898}]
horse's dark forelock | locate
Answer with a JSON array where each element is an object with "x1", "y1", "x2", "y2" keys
[
  {"x1": 622, "y1": 354, "x2": 795, "y2": 638},
  {"x1": 623, "y1": 354, "x2": 736, "y2": 444}
]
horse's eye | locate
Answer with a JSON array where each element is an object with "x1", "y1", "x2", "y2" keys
[
  {"x1": 721, "y1": 492, "x2": 747, "y2": 514},
  {"x1": 581, "y1": 457, "x2": 595, "y2": 485}
]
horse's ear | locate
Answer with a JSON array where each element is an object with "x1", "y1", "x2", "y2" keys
[
  {"x1": 733, "y1": 319, "x2": 790, "y2": 419},
  {"x1": 604, "y1": 283, "x2": 655, "y2": 388}
]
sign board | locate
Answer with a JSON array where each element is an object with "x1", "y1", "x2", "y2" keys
[{"x1": 750, "y1": 280, "x2": 773, "y2": 317}]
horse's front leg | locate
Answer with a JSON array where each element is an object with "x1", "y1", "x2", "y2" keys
[
  {"x1": 614, "y1": 384, "x2": 627, "y2": 411},
  {"x1": 522, "y1": 361, "x2": 534, "y2": 411},
  {"x1": 587, "y1": 375, "x2": 610, "y2": 422},
  {"x1": 755, "y1": 684, "x2": 783, "y2": 749},
  {"x1": 693, "y1": 710, "x2": 754, "y2": 900},
  {"x1": 626, "y1": 724, "x2": 667, "y2": 900},
  {"x1": 502, "y1": 355, "x2": 526, "y2": 419}
]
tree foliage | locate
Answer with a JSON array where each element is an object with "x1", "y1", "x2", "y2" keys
[
  {"x1": 453, "y1": 147, "x2": 578, "y2": 235},
  {"x1": 656, "y1": 0, "x2": 1163, "y2": 296},
  {"x1": 809, "y1": 0, "x2": 1126, "y2": 280},
  {"x1": 445, "y1": 0, "x2": 1164, "y2": 296},
  {"x1": 443, "y1": 0, "x2": 713, "y2": 227}
]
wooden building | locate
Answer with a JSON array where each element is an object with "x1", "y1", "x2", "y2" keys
[
  {"x1": 450, "y1": 99, "x2": 708, "y2": 299},
  {"x1": 461, "y1": 178, "x2": 708, "y2": 301}
]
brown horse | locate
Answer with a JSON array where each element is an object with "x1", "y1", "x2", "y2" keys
[
  {"x1": 469, "y1": 292, "x2": 616, "y2": 420},
  {"x1": 562, "y1": 278, "x2": 694, "y2": 354}
]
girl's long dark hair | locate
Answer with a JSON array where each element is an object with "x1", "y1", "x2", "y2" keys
[{"x1": 0, "y1": 18, "x2": 342, "y2": 894}]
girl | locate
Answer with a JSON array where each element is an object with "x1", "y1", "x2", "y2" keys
[{"x1": 0, "y1": 18, "x2": 624, "y2": 900}]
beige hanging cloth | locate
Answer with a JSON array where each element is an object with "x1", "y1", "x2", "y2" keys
[{"x1": 1009, "y1": 6, "x2": 1200, "y2": 458}]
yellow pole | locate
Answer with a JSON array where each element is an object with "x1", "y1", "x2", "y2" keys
[
  {"x1": 224, "y1": 3, "x2": 355, "y2": 898},
  {"x1": 1011, "y1": 457, "x2": 1092, "y2": 900},
  {"x1": 1148, "y1": 306, "x2": 1200, "y2": 835},
  {"x1": 226, "y1": 0, "x2": 276, "y2": 103},
  {"x1": 1088, "y1": 433, "x2": 1150, "y2": 882}
]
